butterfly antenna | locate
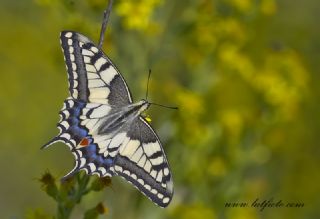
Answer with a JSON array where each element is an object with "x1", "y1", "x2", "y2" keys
[
  {"x1": 146, "y1": 69, "x2": 151, "y2": 100},
  {"x1": 146, "y1": 69, "x2": 178, "y2": 109},
  {"x1": 98, "y1": 0, "x2": 114, "y2": 49},
  {"x1": 149, "y1": 102, "x2": 179, "y2": 110}
]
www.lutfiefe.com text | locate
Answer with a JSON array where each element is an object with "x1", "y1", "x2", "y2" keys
[{"x1": 225, "y1": 198, "x2": 304, "y2": 211}]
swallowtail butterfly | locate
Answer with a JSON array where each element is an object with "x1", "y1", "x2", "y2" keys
[{"x1": 43, "y1": 31, "x2": 173, "y2": 207}]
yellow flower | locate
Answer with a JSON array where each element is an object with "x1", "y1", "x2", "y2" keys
[
  {"x1": 261, "y1": 0, "x2": 277, "y2": 15},
  {"x1": 115, "y1": 0, "x2": 163, "y2": 31},
  {"x1": 172, "y1": 204, "x2": 216, "y2": 219},
  {"x1": 227, "y1": 208, "x2": 258, "y2": 219},
  {"x1": 229, "y1": 0, "x2": 253, "y2": 13},
  {"x1": 219, "y1": 109, "x2": 244, "y2": 139},
  {"x1": 252, "y1": 50, "x2": 308, "y2": 119},
  {"x1": 208, "y1": 157, "x2": 227, "y2": 177},
  {"x1": 176, "y1": 89, "x2": 204, "y2": 119}
]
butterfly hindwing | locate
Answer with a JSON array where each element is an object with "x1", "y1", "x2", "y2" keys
[
  {"x1": 43, "y1": 98, "x2": 117, "y2": 178},
  {"x1": 114, "y1": 117, "x2": 173, "y2": 207}
]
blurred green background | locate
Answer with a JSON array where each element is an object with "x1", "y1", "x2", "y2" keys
[{"x1": 1, "y1": 0, "x2": 320, "y2": 218}]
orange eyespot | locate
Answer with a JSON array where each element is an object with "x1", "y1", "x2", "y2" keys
[{"x1": 79, "y1": 138, "x2": 90, "y2": 147}]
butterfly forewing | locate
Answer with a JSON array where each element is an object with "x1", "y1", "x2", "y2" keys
[{"x1": 60, "y1": 31, "x2": 133, "y2": 105}]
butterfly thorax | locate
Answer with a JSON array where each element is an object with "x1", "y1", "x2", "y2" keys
[
  {"x1": 131, "y1": 99, "x2": 150, "y2": 114},
  {"x1": 97, "y1": 100, "x2": 150, "y2": 135}
]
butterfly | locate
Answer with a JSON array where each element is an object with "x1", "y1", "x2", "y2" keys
[{"x1": 43, "y1": 31, "x2": 173, "y2": 207}]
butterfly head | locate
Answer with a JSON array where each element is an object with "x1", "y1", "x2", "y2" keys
[{"x1": 139, "y1": 99, "x2": 151, "y2": 112}]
